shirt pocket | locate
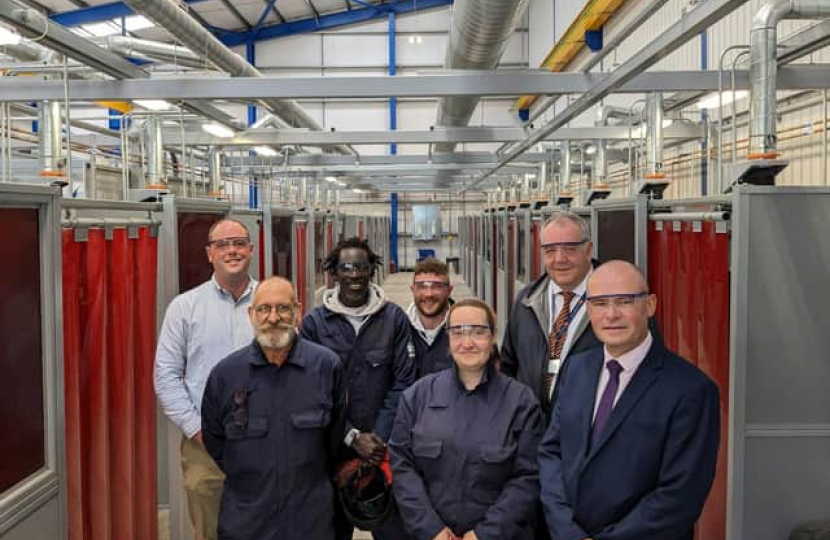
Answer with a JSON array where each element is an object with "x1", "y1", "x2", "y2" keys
[
  {"x1": 291, "y1": 408, "x2": 332, "y2": 467},
  {"x1": 365, "y1": 349, "x2": 392, "y2": 368},
  {"x1": 223, "y1": 417, "x2": 270, "y2": 481},
  {"x1": 411, "y1": 436, "x2": 443, "y2": 479}
]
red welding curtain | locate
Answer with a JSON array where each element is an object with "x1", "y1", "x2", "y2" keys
[
  {"x1": 648, "y1": 220, "x2": 730, "y2": 540},
  {"x1": 62, "y1": 226, "x2": 158, "y2": 540}
]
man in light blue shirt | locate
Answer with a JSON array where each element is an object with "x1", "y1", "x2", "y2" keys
[{"x1": 155, "y1": 218, "x2": 257, "y2": 540}]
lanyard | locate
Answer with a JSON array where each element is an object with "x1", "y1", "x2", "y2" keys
[{"x1": 551, "y1": 292, "x2": 586, "y2": 343}]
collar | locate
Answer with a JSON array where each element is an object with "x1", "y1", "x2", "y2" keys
[
  {"x1": 211, "y1": 273, "x2": 255, "y2": 303},
  {"x1": 451, "y1": 358, "x2": 496, "y2": 393},
  {"x1": 247, "y1": 336, "x2": 305, "y2": 369},
  {"x1": 603, "y1": 331, "x2": 653, "y2": 373}
]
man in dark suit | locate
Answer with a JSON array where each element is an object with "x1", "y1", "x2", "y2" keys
[
  {"x1": 501, "y1": 211, "x2": 598, "y2": 420},
  {"x1": 539, "y1": 260, "x2": 720, "y2": 540}
]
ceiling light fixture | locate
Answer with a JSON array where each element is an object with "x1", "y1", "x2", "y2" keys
[
  {"x1": 0, "y1": 26, "x2": 21, "y2": 46},
  {"x1": 134, "y1": 99, "x2": 172, "y2": 111}
]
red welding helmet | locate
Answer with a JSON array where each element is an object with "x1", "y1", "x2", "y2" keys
[{"x1": 335, "y1": 455, "x2": 395, "y2": 531}]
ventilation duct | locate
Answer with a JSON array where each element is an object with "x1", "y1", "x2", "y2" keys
[
  {"x1": 434, "y1": 0, "x2": 530, "y2": 153},
  {"x1": 144, "y1": 117, "x2": 166, "y2": 186},
  {"x1": 38, "y1": 100, "x2": 63, "y2": 177},
  {"x1": 644, "y1": 92, "x2": 664, "y2": 179},
  {"x1": 122, "y1": 0, "x2": 354, "y2": 155},
  {"x1": 97, "y1": 36, "x2": 210, "y2": 70},
  {"x1": 749, "y1": 0, "x2": 830, "y2": 158}
]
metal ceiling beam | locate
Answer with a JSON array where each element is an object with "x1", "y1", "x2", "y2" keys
[
  {"x1": 220, "y1": 0, "x2": 252, "y2": 29},
  {"x1": 0, "y1": 0, "x2": 242, "y2": 129},
  {"x1": 3, "y1": 66, "x2": 827, "y2": 101},
  {"x1": 51, "y1": 0, "x2": 211, "y2": 26},
  {"x1": 222, "y1": 0, "x2": 453, "y2": 47},
  {"x1": 141, "y1": 124, "x2": 702, "y2": 146},
  {"x1": 470, "y1": 0, "x2": 754, "y2": 189},
  {"x1": 666, "y1": 18, "x2": 830, "y2": 112},
  {"x1": 228, "y1": 151, "x2": 551, "y2": 166}
]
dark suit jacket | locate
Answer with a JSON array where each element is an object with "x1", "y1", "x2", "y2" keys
[{"x1": 538, "y1": 339, "x2": 720, "y2": 540}]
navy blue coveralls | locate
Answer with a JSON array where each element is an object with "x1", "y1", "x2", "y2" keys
[
  {"x1": 201, "y1": 337, "x2": 347, "y2": 540},
  {"x1": 411, "y1": 325, "x2": 454, "y2": 379},
  {"x1": 389, "y1": 362, "x2": 544, "y2": 540},
  {"x1": 299, "y1": 302, "x2": 415, "y2": 441}
]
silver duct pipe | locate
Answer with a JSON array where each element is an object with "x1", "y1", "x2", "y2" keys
[
  {"x1": 434, "y1": 0, "x2": 530, "y2": 152},
  {"x1": 122, "y1": 0, "x2": 353, "y2": 155},
  {"x1": 38, "y1": 100, "x2": 63, "y2": 176},
  {"x1": 0, "y1": 40, "x2": 47, "y2": 62},
  {"x1": 644, "y1": 92, "x2": 665, "y2": 178},
  {"x1": 749, "y1": 0, "x2": 830, "y2": 158},
  {"x1": 593, "y1": 140, "x2": 607, "y2": 185},
  {"x1": 97, "y1": 36, "x2": 210, "y2": 70},
  {"x1": 144, "y1": 117, "x2": 166, "y2": 186},
  {"x1": 208, "y1": 146, "x2": 222, "y2": 195},
  {"x1": 561, "y1": 143, "x2": 572, "y2": 193}
]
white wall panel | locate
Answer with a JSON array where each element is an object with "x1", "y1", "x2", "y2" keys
[
  {"x1": 256, "y1": 35, "x2": 324, "y2": 67},
  {"x1": 395, "y1": 35, "x2": 447, "y2": 66},
  {"x1": 323, "y1": 34, "x2": 387, "y2": 66}
]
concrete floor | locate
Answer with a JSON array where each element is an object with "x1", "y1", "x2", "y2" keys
[{"x1": 158, "y1": 270, "x2": 475, "y2": 540}]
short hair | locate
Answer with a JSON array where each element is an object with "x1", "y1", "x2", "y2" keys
[
  {"x1": 413, "y1": 258, "x2": 449, "y2": 280},
  {"x1": 323, "y1": 237, "x2": 382, "y2": 277},
  {"x1": 207, "y1": 218, "x2": 251, "y2": 243},
  {"x1": 447, "y1": 298, "x2": 496, "y2": 332},
  {"x1": 542, "y1": 211, "x2": 591, "y2": 242},
  {"x1": 253, "y1": 276, "x2": 297, "y2": 303}
]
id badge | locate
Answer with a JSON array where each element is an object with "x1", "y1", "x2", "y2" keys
[{"x1": 547, "y1": 358, "x2": 561, "y2": 376}]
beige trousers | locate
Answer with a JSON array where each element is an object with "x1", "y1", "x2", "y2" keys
[{"x1": 180, "y1": 436, "x2": 225, "y2": 540}]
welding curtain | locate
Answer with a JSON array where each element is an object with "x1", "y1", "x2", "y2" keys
[{"x1": 62, "y1": 226, "x2": 158, "y2": 540}]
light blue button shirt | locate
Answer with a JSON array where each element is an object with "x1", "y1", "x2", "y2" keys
[{"x1": 154, "y1": 275, "x2": 257, "y2": 437}]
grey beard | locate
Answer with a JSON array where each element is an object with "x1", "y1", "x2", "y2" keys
[{"x1": 256, "y1": 326, "x2": 295, "y2": 350}]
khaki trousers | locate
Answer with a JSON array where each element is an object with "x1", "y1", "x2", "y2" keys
[{"x1": 180, "y1": 436, "x2": 225, "y2": 540}]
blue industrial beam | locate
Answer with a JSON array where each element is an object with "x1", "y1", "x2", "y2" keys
[
  {"x1": 222, "y1": 0, "x2": 453, "y2": 47},
  {"x1": 251, "y1": 0, "x2": 281, "y2": 39},
  {"x1": 51, "y1": 0, "x2": 212, "y2": 26}
]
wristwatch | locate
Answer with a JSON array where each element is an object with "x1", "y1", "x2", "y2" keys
[{"x1": 344, "y1": 428, "x2": 360, "y2": 447}]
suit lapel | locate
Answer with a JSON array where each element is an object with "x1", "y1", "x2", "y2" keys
[
  {"x1": 577, "y1": 349, "x2": 605, "y2": 462},
  {"x1": 584, "y1": 341, "x2": 665, "y2": 465}
]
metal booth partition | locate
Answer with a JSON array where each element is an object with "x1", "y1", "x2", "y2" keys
[
  {"x1": 475, "y1": 215, "x2": 484, "y2": 298},
  {"x1": 495, "y1": 211, "x2": 512, "y2": 339},
  {"x1": 325, "y1": 213, "x2": 336, "y2": 288},
  {"x1": 313, "y1": 211, "x2": 326, "y2": 298},
  {"x1": 515, "y1": 210, "x2": 531, "y2": 293},
  {"x1": 262, "y1": 206, "x2": 295, "y2": 281},
  {"x1": 590, "y1": 196, "x2": 649, "y2": 271},
  {"x1": 530, "y1": 210, "x2": 543, "y2": 281},
  {"x1": 0, "y1": 184, "x2": 64, "y2": 540},
  {"x1": 159, "y1": 196, "x2": 231, "y2": 540}
]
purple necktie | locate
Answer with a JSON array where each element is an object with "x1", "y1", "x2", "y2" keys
[{"x1": 591, "y1": 360, "x2": 623, "y2": 448}]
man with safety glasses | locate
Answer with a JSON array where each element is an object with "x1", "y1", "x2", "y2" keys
[
  {"x1": 407, "y1": 258, "x2": 457, "y2": 378},
  {"x1": 501, "y1": 211, "x2": 600, "y2": 422},
  {"x1": 299, "y1": 237, "x2": 415, "y2": 540},
  {"x1": 155, "y1": 219, "x2": 257, "y2": 540}
]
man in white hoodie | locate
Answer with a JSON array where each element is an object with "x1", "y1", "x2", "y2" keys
[
  {"x1": 407, "y1": 258, "x2": 455, "y2": 378},
  {"x1": 299, "y1": 237, "x2": 415, "y2": 540}
]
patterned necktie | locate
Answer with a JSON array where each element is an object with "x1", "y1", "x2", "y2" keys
[
  {"x1": 591, "y1": 359, "x2": 624, "y2": 448},
  {"x1": 545, "y1": 291, "x2": 575, "y2": 399}
]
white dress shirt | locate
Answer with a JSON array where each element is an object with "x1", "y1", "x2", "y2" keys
[{"x1": 592, "y1": 331, "x2": 654, "y2": 422}]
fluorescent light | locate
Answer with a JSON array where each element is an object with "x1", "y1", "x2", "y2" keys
[
  {"x1": 124, "y1": 15, "x2": 154, "y2": 32},
  {"x1": 662, "y1": 118, "x2": 674, "y2": 128},
  {"x1": 416, "y1": 35, "x2": 422, "y2": 44},
  {"x1": 253, "y1": 145, "x2": 277, "y2": 156},
  {"x1": 352, "y1": 188, "x2": 366, "y2": 193},
  {"x1": 202, "y1": 123, "x2": 236, "y2": 138},
  {"x1": 585, "y1": 146, "x2": 596, "y2": 155},
  {"x1": 134, "y1": 99, "x2": 171, "y2": 111},
  {"x1": 696, "y1": 90, "x2": 748, "y2": 110},
  {"x1": 326, "y1": 176, "x2": 339, "y2": 183},
  {"x1": 0, "y1": 26, "x2": 21, "y2": 46}
]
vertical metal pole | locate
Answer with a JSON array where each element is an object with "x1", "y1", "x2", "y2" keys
[
  {"x1": 247, "y1": 40, "x2": 258, "y2": 209},
  {"x1": 391, "y1": 192, "x2": 398, "y2": 272},
  {"x1": 824, "y1": 89, "x2": 828, "y2": 185},
  {"x1": 388, "y1": 12, "x2": 397, "y2": 156},
  {"x1": 62, "y1": 57, "x2": 74, "y2": 193}
]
